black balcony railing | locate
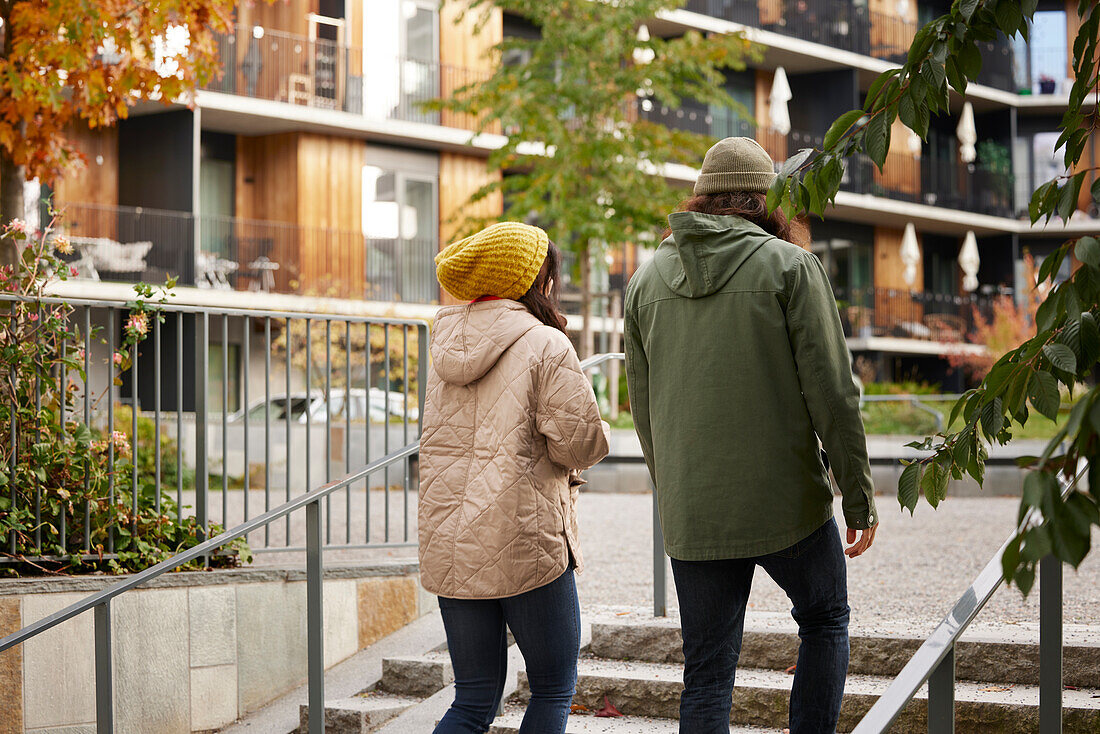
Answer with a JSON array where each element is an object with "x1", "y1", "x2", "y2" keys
[
  {"x1": 683, "y1": 0, "x2": 917, "y2": 64},
  {"x1": 639, "y1": 103, "x2": 1015, "y2": 217},
  {"x1": 204, "y1": 29, "x2": 483, "y2": 126},
  {"x1": 836, "y1": 287, "x2": 996, "y2": 343},
  {"x1": 680, "y1": 1, "x2": 1020, "y2": 92},
  {"x1": 53, "y1": 203, "x2": 439, "y2": 304}
]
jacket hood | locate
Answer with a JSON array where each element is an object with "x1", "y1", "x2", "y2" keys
[
  {"x1": 430, "y1": 300, "x2": 541, "y2": 386},
  {"x1": 654, "y1": 211, "x2": 776, "y2": 298}
]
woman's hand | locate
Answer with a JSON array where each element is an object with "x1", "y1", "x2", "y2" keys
[{"x1": 845, "y1": 523, "x2": 878, "y2": 558}]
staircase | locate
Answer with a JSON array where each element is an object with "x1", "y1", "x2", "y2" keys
[
  {"x1": 297, "y1": 610, "x2": 1100, "y2": 733},
  {"x1": 497, "y1": 612, "x2": 1100, "y2": 733}
]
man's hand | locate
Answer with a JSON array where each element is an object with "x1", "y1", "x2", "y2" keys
[{"x1": 845, "y1": 524, "x2": 878, "y2": 558}]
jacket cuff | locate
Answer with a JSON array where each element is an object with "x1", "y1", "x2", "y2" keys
[{"x1": 843, "y1": 495, "x2": 878, "y2": 530}]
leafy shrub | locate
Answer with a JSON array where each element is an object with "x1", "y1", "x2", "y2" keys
[{"x1": 0, "y1": 211, "x2": 248, "y2": 574}]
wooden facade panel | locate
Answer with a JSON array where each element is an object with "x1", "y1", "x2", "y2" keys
[
  {"x1": 440, "y1": 0, "x2": 502, "y2": 132},
  {"x1": 874, "y1": 225, "x2": 924, "y2": 335},
  {"x1": 754, "y1": 70, "x2": 788, "y2": 161},
  {"x1": 296, "y1": 134, "x2": 365, "y2": 296},
  {"x1": 877, "y1": 119, "x2": 921, "y2": 197},
  {"x1": 236, "y1": 133, "x2": 299, "y2": 292},
  {"x1": 869, "y1": 0, "x2": 917, "y2": 60},
  {"x1": 439, "y1": 152, "x2": 502, "y2": 304},
  {"x1": 236, "y1": 0, "x2": 315, "y2": 39},
  {"x1": 55, "y1": 125, "x2": 119, "y2": 209}
]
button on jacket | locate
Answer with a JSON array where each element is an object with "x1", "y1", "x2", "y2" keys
[
  {"x1": 419, "y1": 300, "x2": 611, "y2": 599},
  {"x1": 624, "y1": 212, "x2": 876, "y2": 562}
]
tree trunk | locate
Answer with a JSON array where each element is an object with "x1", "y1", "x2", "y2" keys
[
  {"x1": 580, "y1": 240, "x2": 593, "y2": 359},
  {"x1": 0, "y1": 3, "x2": 24, "y2": 270},
  {"x1": 0, "y1": 140, "x2": 25, "y2": 271}
]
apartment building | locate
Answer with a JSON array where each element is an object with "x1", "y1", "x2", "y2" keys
[{"x1": 39, "y1": 0, "x2": 1099, "y2": 390}]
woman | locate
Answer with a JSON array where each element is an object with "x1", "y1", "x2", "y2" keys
[{"x1": 419, "y1": 221, "x2": 611, "y2": 734}]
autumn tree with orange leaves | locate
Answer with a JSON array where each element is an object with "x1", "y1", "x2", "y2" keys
[{"x1": 0, "y1": 0, "x2": 247, "y2": 267}]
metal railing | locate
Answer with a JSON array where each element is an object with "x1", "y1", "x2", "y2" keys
[
  {"x1": 853, "y1": 468, "x2": 1081, "y2": 732},
  {"x1": 858, "y1": 393, "x2": 966, "y2": 433},
  {"x1": 836, "y1": 287, "x2": 995, "y2": 343},
  {"x1": 54, "y1": 202, "x2": 440, "y2": 303},
  {"x1": 204, "y1": 29, "x2": 484, "y2": 125},
  {"x1": 679, "y1": 0, "x2": 1018, "y2": 91},
  {"x1": 1022, "y1": 46, "x2": 1073, "y2": 96},
  {"x1": 0, "y1": 351, "x2": 646, "y2": 734},
  {"x1": 0, "y1": 294, "x2": 429, "y2": 564}
]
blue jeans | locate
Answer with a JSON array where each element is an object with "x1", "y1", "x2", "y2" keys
[
  {"x1": 671, "y1": 518, "x2": 850, "y2": 734},
  {"x1": 434, "y1": 569, "x2": 580, "y2": 734}
]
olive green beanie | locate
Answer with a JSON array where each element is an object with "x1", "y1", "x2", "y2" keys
[{"x1": 693, "y1": 136, "x2": 778, "y2": 195}]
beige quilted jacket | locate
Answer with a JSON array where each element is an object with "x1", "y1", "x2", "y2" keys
[{"x1": 418, "y1": 300, "x2": 611, "y2": 599}]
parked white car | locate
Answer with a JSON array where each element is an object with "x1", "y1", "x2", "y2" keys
[{"x1": 229, "y1": 389, "x2": 418, "y2": 424}]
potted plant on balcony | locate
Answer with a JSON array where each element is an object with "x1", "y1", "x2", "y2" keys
[{"x1": 1038, "y1": 74, "x2": 1057, "y2": 94}]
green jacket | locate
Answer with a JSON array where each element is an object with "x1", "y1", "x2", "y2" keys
[{"x1": 624, "y1": 211, "x2": 877, "y2": 561}]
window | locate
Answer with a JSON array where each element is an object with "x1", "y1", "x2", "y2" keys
[
  {"x1": 811, "y1": 238, "x2": 872, "y2": 294},
  {"x1": 362, "y1": 147, "x2": 439, "y2": 303},
  {"x1": 710, "y1": 70, "x2": 756, "y2": 139},
  {"x1": 362, "y1": 0, "x2": 439, "y2": 122}
]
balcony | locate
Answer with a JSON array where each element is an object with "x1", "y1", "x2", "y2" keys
[
  {"x1": 202, "y1": 29, "x2": 482, "y2": 126},
  {"x1": 680, "y1": 1, "x2": 1019, "y2": 92},
  {"x1": 681, "y1": 0, "x2": 916, "y2": 64},
  {"x1": 639, "y1": 104, "x2": 1015, "y2": 217},
  {"x1": 53, "y1": 203, "x2": 439, "y2": 304},
  {"x1": 835, "y1": 287, "x2": 995, "y2": 344}
]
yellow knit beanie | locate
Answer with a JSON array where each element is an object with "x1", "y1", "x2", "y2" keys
[{"x1": 435, "y1": 222, "x2": 549, "y2": 301}]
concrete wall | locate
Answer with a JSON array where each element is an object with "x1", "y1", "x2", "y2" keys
[{"x1": 0, "y1": 562, "x2": 430, "y2": 733}]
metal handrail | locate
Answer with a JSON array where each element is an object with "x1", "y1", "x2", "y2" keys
[
  {"x1": 859, "y1": 394, "x2": 966, "y2": 432},
  {"x1": 0, "y1": 292, "x2": 429, "y2": 326},
  {"x1": 0, "y1": 351, "x2": 641, "y2": 733},
  {"x1": 853, "y1": 467, "x2": 1082, "y2": 733},
  {"x1": 0, "y1": 442, "x2": 416, "y2": 734}
]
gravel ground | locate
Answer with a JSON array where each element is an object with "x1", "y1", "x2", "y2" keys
[{"x1": 199, "y1": 488, "x2": 1099, "y2": 635}]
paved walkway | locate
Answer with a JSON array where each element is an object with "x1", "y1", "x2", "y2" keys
[{"x1": 214, "y1": 487, "x2": 1099, "y2": 635}]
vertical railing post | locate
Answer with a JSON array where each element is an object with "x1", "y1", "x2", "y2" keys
[
  {"x1": 94, "y1": 602, "x2": 113, "y2": 734},
  {"x1": 927, "y1": 646, "x2": 955, "y2": 733},
  {"x1": 306, "y1": 499, "x2": 325, "y2": 733},
  {"x1": 195, "y1": 312, "x2": 209, "y2": 556},
  {"x1": 1040, "y1": 553, "x2": 1063, "y2": 734},
  {"x1": 651, "y1": 478, "x2": 666, "y2": 617}
]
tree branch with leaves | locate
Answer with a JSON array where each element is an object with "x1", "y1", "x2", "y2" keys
[
  {"x1": 768, "y1": 0, "x2": 1100, "y2": 592},
  {"x1": 435, "y1": 0, "x2": 757, "y2": 355}
]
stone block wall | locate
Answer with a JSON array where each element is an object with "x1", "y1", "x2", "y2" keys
[{"x1": 0, "y1": 562, "x2": 427, "y2": 733}]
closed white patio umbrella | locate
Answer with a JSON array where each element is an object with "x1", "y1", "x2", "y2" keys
[
  {"x1": 959, "y1": 231, "x2": 980, "y2": 292},
  {"x1": 957, "y1": 101, "x2": 977, "y2": 164},
  {"x1": 769, "y1": 66, "x2": 792, "y2": 136},
  {"x1": 901, "y1": 222, "x2": 921, "y2": 287}
]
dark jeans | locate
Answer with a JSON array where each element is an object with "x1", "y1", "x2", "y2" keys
[
  {"x1": 434, "y1": 569, "x2": 580, "y2": 734},
  {"x1": 671, "y1": 518, "x2": 850, "y2": 734}
]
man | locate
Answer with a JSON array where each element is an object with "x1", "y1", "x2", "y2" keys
[{"x1": 624, "y1": 137, "x2": 878, "y2": 734}]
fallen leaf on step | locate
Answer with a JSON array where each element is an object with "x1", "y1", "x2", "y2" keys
[
  {"x1": 979, "y1": 685, "x2": 1013, "y2": 692},
  {"x1": 785, "y1": 664, "x2": 797, "y2": 675},
  {"x1": 570, "y1": 704, "x2": 589, "y2": 713},
  {"x1": 595, "y1": 695, "x2": 623, "y2": 718}
]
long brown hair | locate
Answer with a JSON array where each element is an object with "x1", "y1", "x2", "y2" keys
[
  {"x1": 519, "y1": 240, "x2": 568, "y2": 334},
  {"x1": 665, "y1": 191, "x2": 810, "y2": 248}
]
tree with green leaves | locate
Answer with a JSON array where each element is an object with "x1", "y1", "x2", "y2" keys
[
  {"x1": 437, "y1": 0, "x2": 755, "y2": 355},
  {"x1": 0, "y1": 0, "x2": 252, "y2": 267},
  {"x1": 769, "y1": 0, "x2": 1100, "y2": 593}
]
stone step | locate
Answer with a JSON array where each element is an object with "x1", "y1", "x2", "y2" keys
[
  {"x1": 588, "y1": 614, "x2": 1100, "y2": 688},
  {"x1": 378, "y1": 652, "x2": 454, "y2": 697},
  {"x1": 514, "y1": 658, "x2": 1100, "y2": 733},
  {"x1": 296, "y1": 694, "x2": 419, "y2": 733},
  {"x1": 489, "y1": 704, "x2": 772, "y2": 733}
]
